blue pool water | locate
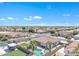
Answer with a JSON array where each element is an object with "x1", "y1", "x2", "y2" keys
[
  {"x1": 0, "y1": 45, "x2": 7, "y2": 49},
  {"x1": 0, "y1": 45, "x2": 13, "y2": 53},
  {"x1": 34, "y1": 48, "x2": 43, "y2": 56}
]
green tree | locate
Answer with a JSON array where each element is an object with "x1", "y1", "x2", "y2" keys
[
  {"x1": 73, "y1": 30, "x2": 78, "y2": 35},
  {"x1": 1, "y1": 36, "x2": 8, "y2": 41},
  {"x1": 12, "y1": 27, "x2": 17, "y2": 32},
  {"x1": 46, "y1": 41, "x2": 52, "y2": 52},
  {"x1": 30, "y1": 40, "x2": 38, "y2": 51},
  {"x1": 22, "y1": 27, "x2": 26, "y2": 32},
  {"x1": 74, "y1": 44, "x2": 79, "y2": 52},
  {"x1": 49, "y1": 30, "x2": 55, "y2": 34},
  {"x1": 0, "y1": 35, "x2": 8, "y2": 41},
  {"x1": 28, "y1": 29, "x2": 35, "y2": 33},
  {"x1": 0, "y1": 34, "x2": 3, "y2": 38}
]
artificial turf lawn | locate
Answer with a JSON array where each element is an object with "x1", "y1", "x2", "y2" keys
[
  {"x1": 3, "y1": 50, "x2": 26, "y2": 56},
  {"x1": 3, "y1": 43, "x2": 31, "y2": 56}
]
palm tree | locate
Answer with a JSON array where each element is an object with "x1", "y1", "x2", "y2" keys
[
  {"x1": 28, "y1": 29, "x2": 35, "y2": 33},
  {"x1": 30, "y1": 40, "x2": 38, "y2": 51},
  {"x1": 12, "y1": 27, "x2": 17, "y2": 32},
  {"x1": 1, "y1": 35, "x2": 8, "y2": 41},
  {"x1": 22, "y1": 27, "x2": 26, "y2": 32},
  {"x1": 73, "y1": 30, "x2": 78, "y2": 35},
  {"x1": 46, "y1": 41, "x2": 52, "y2": 52},
  {"x1": 74, "y1": 44, "x2": 79, "y2": 53}
]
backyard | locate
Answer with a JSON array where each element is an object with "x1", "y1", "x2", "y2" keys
[
  {"x1": 19, "y1": 42, "x2": 49, "y2": 56},
  {"x1": 3, "y1": 50, "x2": 26, "y2": 56}
]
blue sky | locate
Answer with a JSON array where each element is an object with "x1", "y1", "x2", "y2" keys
[{"x1": 0, "y1": 2, "x2": 79, "y2": 26}]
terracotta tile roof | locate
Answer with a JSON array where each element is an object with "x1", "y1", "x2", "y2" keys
[
  {"x1": 33, "y1": 36, "x2": 62, "y2": 44},
  {"x1": 0, "y1": 32, "x2": 26, "y2": 37},
  {"x1": 65, "y1": 41, "x2": 79, "y2": 52}
]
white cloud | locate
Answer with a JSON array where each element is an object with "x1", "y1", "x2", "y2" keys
[
  {"x1": 24, "y1": 16, "x2": 32, "y2": 21},
  {"x1": 0, "y1": 17, "x2": 15, "y2": 21},
  {"x1": 33, "y1": 16, "x2": 42, "y2": 19},
  {"x1": 24, "y1": 16, "x2": 43, "y2": 21},
  {"x1": 24, "y1": 18, "x2": 32, "y2": 21},
  {"x1": 62, "y1": 14, "x2": 71, "y2": 16},
  {"x1": 0, "y1": 18, "x2": 6, "y2": 20},
  {"x1": 7, "y1": 17, "x2": 14, "y2": 20}
]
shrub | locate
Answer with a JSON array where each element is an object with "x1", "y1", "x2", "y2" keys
[
  {"x1": 28, "y1": 29, "x2": 35, "y2": 33},
  {"x1": 1, "y1": 38, "x2": 8, "y2": 41},
  {"x1": 49, "y1": 30, "x2": 55, "y2": 34}
]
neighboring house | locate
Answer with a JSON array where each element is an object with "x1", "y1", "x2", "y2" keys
[
  {"x1": 0, "y1": 32, "x2": 28, "y2": 38},
  {"x1": 58, "y1": 30, "x2": 73, "y2": 37},
  {"x1": 36, "y1": 29, "x2": 46, "y2": 33},
  {"x1": 64, "y1": 41, "x2": 79, "y2": 56},
  {"x1": 54, "y1": 47, "x2": 65, "y2": 56},
  {"x1": 75, "y1": 29, "x2": 79, "y2": 33},
  {"x1": 73, "y1": 34, "x2": 79, "y2": 41}
]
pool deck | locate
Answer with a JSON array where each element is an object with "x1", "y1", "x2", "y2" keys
[{"x1": 0, "y1": 48, "x2": 6, "y2": 55}]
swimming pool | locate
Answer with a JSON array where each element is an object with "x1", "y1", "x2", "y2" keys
[
  {"x1": 0, "y1": 45, "x2": 9, "y2": 52},
  {"x1": 34, "y1": 48, "x2": 43, "y2": 56},
  {"x1": 0, "y1": 45, "x2": 7, "y2": 49}
]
